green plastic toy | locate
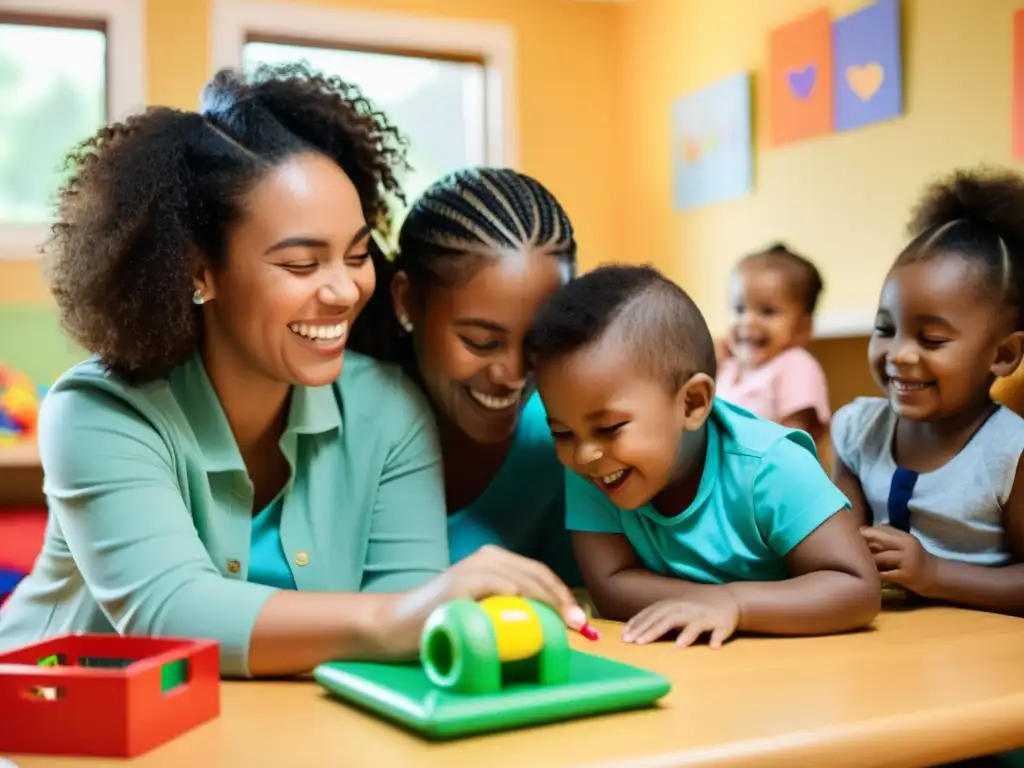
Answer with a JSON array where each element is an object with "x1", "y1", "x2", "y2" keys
[
  {"x1": 420, "y1": 596, "x2": 570, "y2": 694},
  {"x1": 314, "y1": 596, "x2": 671, "y2": 740}
]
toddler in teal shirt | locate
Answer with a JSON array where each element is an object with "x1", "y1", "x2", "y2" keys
[{"x1": 526, "y1": 264, "x2": 880, "y2": 648}]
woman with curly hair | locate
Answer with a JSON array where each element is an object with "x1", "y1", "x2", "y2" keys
[
  {"x1": 349, "y1": 167, "x2": 583, "y2": 589},
  {"x1": 0, "y1": 63, "x2": 584, "y2": 677}
]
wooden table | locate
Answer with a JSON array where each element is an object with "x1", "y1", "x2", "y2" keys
[{"x1": 12, "y1": 607, "x2": 1024, "y2": 768}]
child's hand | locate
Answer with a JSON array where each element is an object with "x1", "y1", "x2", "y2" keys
[
  {"x1": 860, "y1": 525, "x2": 937, "y2": 596},
  {"x1": 621, "y1": 588, "x2": 740, "y2": 648}
]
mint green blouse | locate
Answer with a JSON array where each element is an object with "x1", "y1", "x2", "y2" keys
[{"x1": 0, "y1": 351, "x2": 449, "y2": 676}]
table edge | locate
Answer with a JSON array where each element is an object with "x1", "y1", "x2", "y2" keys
[{"x1": 578, "y1": 691, "x2": 1024, "y2": 768}]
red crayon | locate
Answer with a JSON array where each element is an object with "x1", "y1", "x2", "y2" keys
[{"x1": 580, "y1": 623, "x2": 600, "y2": 641}]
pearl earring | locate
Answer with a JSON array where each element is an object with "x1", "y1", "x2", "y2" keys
[
  {"x1": 191, "y1": 288, "x2": 206, "y2": 306},
  {"x1": 399, "y1": 315, "x2": 413, "y2": 333}
]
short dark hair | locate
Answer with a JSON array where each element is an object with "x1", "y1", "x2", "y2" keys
[
  {"x1": 525, "y1": 263, "x2": 716, "y2": 388},
  {"x1": 898, "y1": 166, "x2": 1024, "y2": 330},
  {"x1": 45, "y1": 61, "x2": 408, "y2": 383},
  {"x1": 738, "y1": 242, "x2": 824, "y2": 314},
  {"x1": 349, "y1": 167, "x2": 577, "y2": 364}
]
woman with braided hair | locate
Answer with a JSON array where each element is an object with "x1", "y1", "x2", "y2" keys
[
  {"x1": 0, "y1": 64, "x2": 584, "y2": 677},
  {"x1": 349, "y1": 167, "x2": 584, "y2": 588}
]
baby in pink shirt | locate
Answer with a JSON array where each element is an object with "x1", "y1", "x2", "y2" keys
[{"x1": 716, "y1": 243, "x2": 832, "y2": 442}]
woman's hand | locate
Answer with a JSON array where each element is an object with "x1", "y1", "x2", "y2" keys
[
  {"x1": 376, "y1": 545, "x2": 586, "y2": 657},
  {"x1": 445, "y1": 545, "x2": 585, "y2": 624}
]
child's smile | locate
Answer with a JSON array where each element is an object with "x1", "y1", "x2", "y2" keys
[
  {"x1": 887, "y1": 376, "x2": 936, "y2": 402},
  {"x1": 408, "y1": 254, "x2": 568, "y2": 445},
  {"x1": 728, "y1": 265, "x2": 810, "y2": 369},
  {"x1": 870, "y1": 258, "x2": 1007, "y2": 422},
  {"x1": 731, "y1": 333, "x2": 769, "y2": 362},
  {"x1": 593, "y1": 467, "x2": 633, "y2": 499},
  {"x1": 536, "y1": 338, "x2": 699, "y2": 511}
]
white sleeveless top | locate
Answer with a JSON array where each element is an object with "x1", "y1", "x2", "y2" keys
[{"x1": 831, "y1": 397, "x2": 1024, "y2": 567}]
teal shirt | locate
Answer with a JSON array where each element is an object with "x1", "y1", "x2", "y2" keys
[
  {"x1": 0, "y1": 351, "x2": 449, "y2": 676},
  {"x1": 249, "y1": 498, "x2": 296, "y2": 591},
  {"x1": 565, "y1": 399, "x2": 849, "y2": 584},
  {"x1": 448, "y1": 392, "x2": 581, "y2": 587}
]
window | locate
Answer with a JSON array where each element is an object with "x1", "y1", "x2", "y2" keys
[
  {"x1": 212, "y1": 2, "x2": 516, "y2": 242},
  {"x1": 0, "y1": 15, "x2": 107, "y2": 227},
  {"x1": 244, "y1": 39, "x2": 486, "y2": 234},
  {"x1": 0, "y1": 1, "x2": 144, "y2": 258}
]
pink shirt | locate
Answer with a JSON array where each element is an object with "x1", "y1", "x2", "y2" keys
[{"x1": 716, "y1": 347, "x2": 831, "y2": 427}]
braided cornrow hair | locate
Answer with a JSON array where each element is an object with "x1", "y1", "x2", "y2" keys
[{"x1": 349, "y1": 167, "x2": 577, "y2": 365}]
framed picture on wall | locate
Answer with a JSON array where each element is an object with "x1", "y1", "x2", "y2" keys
[
  {"x1": 1013, "y1": 9, "x2": 1024, "y2": 159},
  {"x1": 832, "y1": 0, "x2": 903, "y2": 132},
  {"x1": 767, "y1": 8, "x2": 833, "y2": 146},
  {"x1": 671, "y1": 71, "x2": 754, "y2": 211}
]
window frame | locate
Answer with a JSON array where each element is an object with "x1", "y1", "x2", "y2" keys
[
  {"x1": 0, "y1": 0, "x2": 145, "y2": 260},
  {"x1": 210, "y1": 1, "x2": 518, "y2": 169}
]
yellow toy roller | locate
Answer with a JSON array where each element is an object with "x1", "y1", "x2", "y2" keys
[{"x1": 419, "y1": 596, "x2": 570, "y2": 694}]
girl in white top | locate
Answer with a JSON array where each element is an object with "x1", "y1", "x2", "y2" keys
[{"x1": 832, "y1": 167, "x2": 1024, "y2": 616}]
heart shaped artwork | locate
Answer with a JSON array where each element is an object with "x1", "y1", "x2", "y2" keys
[
  {"x1": 787, "y1": 65, "x2": 817, "y2": 100},
  {"x1": 846, "y1": 62, "x2": 885, "y2": 102}
]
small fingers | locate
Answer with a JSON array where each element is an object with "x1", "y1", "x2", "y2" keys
[
  {"x1": 631, "y1": 614, "x2": 680, "y2": 645},
  {"x1": 708, "y1": 622, "x2": 734, "y2": 649},
  {"x1": 624, "y1": 605, "x2": 677, "y2": 644},
  {"x1": 879, "y1": 568, "x2": 907, "y2": 586},
  {"x1": 860, "y1": 526, "x2": 893, "y2": 546},
  {"x1": 873, "y1": 550, "x2": 903, "y2": 571},
  {"x1": 622, "y1": 605, "x2": 661, "y2": 643},
  {"x1": 674, "y1": 620, "x2": 710, "y2": 648}
]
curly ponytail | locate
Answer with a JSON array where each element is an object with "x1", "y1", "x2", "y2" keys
[{"x1": 899, "y1": 166, "x2": 1024, "y2": 330}]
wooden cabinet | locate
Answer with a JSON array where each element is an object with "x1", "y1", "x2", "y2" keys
[{"x1": 0, "y1": 440, "x2": 44, "y2": 508}]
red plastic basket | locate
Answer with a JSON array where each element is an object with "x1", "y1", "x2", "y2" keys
[{"x1": 0, "y1": 633, "x2": 220, "y2": 758}]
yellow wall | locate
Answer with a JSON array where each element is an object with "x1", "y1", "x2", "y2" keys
[
  {"x1": 7, "y1": 0, "x2": 1024, "y2": 388},
  {"x1": 0, "y1": 0, "x2": 623, "y2": 371},
  {"x1": 619, "y1": 0, "x2": 1022, "y2": 336},
  {"x1": 146, "y1": 0, "x2": 625, "y2": 263}
]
